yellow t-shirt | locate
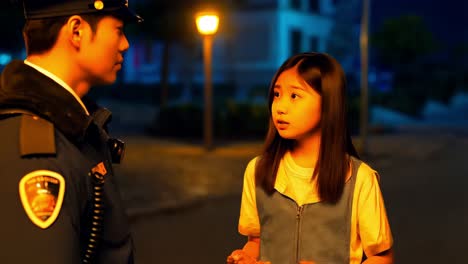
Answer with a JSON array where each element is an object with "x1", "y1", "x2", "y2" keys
[{"x1": 238, "y1": 152, "x2": 393, "y2": 263}]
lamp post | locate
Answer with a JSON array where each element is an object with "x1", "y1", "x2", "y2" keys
[
  {"x1": 359, "y1": 0, "x2": 370, "y2": 155},
  {"x1": 195, "y1": 12, "x2": 219, "y2": 151}
]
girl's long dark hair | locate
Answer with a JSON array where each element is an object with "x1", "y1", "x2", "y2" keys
[{"x1": 255, "y1": 52, "x2": 359, "y2": 204}]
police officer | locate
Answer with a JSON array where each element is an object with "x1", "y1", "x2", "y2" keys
[{"x1": 0, "y1": 1, "x2": 142, "y2": 263}]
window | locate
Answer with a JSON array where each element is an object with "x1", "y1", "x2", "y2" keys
[
  {"x1": 290, "y1": 29, "x2": 302, "y2": 55},
  {"x1": 233, "y1": 24, "x2": 270, "y2": 62},
  {"x1": 308, "y1": 0, "x2": 319, "y2": 13},
  {"x1": 310, "y1": 36, "x2": 319, "y2": 51},
  {"x1": 291, "y1": 0, "x2": 301, "y2": 10}
]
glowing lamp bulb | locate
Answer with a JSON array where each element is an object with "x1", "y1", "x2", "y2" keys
[{"x1": 196, "y1": 14, "x2": 219, "y2": 35}]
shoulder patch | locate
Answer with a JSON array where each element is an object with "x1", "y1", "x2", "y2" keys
[
  {"x1": 20, "y1": 114, "x2": 56, "y2": 157},
  {"x1": 19, "y1": 170, "x2": 65, "y2": 229}
]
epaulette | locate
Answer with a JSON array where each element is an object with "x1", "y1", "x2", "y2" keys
[{"x1": 18, "y1": 114, "x2": 56, "y2": 157}]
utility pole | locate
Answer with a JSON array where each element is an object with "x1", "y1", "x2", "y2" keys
[{"x1": 359, "y1": 0, "x2": 370, "y2": 155}]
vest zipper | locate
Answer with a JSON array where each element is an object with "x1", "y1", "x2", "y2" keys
[{"x1": 296, "y1": 205, "x2": 304, "y2": 264}]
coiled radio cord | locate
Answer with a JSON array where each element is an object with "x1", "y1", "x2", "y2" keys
[{"x1": 83, "y1": 170, "x2": 106, "y2": 263}]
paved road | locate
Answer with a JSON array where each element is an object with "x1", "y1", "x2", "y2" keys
[
  {"x1": 117, "y1": 133, "x2": 468, "y2": 264},
  {"x1": 374, "y1": 134, "x2": 468, "y2": 263}
]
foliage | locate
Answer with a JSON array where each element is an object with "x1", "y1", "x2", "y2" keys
[
  {"x1": 151, "y1": 103, "x2": 204, "y2": 138},
  {"x1": 371, "y1": 82, "x2": 426, "y2": 117},
  {"x1": 221, "y1": 101, "x2": 269, "y2": 138},
  {"x1": 248, "y1": 84, "x2": 269, "y2": 99},
  {"x1": 126, "y1": 0, "x2": 234, "y2": 107},
  {"x1": 88, "y1": 82, "x2": 187, "y2": 104},
  {"x1": 148, "y1": 97, "x2": 362, "y2": 139},
  {"x1": 0, "y1": 2, "x2": 24, "y2": 53},
  {"x1": 449, "y1": 42, "x2": 468, "y2": 92},
  {"x1": 147, "y1": 101, "x2": 269, "y2": 140},
  {"x1": 128, "y1": 0, "x2": 232, "y2": 42},
  {"x1": 189, "y1": 82, "x2": 237, "y2": 104},
  {"x1": 371, "y1": 15, "x2": 437, "y2": 67},
  {"x1": 369, "y1": 15, "x2": 459, "y2": 116}
]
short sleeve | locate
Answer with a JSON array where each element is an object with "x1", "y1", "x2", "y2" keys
[
  {"x1": 238, "y1": 157, "x2": 261, "y2": 237},
  {"x1": 356, "y1": 168, "x2": 393, "y2": 257}
]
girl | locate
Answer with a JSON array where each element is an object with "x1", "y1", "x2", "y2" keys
[{"x1": 227, "y1": 53, "x2": 393, "y2": 264}]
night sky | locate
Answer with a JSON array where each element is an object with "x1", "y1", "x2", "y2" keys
[
  {"x1": 372, "y1": 0, "x2": 466, "y2": 46},
  {"x1": 0, "y1": 0, "x2": 465, "y2": 48}
]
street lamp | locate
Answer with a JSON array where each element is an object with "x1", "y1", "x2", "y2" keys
[{"x1": 195, "y1": 12, "x2": 219, "y2": 151}]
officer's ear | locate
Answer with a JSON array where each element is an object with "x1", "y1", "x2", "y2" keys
[{"x1": 66, "y1": 15, "x2": 86, "y2": 48}]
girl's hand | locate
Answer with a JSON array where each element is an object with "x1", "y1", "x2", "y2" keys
[{"x1": 226, "y1": 249, "x2": 257, "y2": 264}]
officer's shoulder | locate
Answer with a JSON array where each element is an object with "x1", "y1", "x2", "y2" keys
[{"x1": 17, "y1": 114, "x2": 56, "y2": 157}]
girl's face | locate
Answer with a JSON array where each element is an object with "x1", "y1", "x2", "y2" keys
[{"x1": 271, "y1": 66, "x2": 321, "y2": 140}]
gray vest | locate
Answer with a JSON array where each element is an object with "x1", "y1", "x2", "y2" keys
[{"x1": 256, "y1": 157, "x2": 361, "y2": 264}]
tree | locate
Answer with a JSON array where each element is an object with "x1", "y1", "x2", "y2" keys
[
  {"x1": 0, "y1": 1, "x2": 24, "y2": 53},
  {"x1": 450, "y1": 42, "x2": 468, "y2": 92},
  {"x1": 127, "y1": 0, "x2": 230, "y2": 107},
  {"x1": 371, "y1": 15, "x2": 440, "y2": 116},
  {"x1": 372, "y1": 15, "x2": 437, "y2": 67}
]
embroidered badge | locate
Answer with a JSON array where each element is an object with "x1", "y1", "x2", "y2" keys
[{"x1": 19, "y1": 170, "x2": 65, "y2": 229}]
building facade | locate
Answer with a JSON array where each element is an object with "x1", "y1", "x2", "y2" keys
[{"x1": 123, "y1": 0, "x2": 337, "y2": 101}]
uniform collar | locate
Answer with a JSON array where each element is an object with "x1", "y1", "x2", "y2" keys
[
  {"x1": 24, "y1": 60, "x2": 90, "y2": 115},
  {"x1": 0, "y1": 60, "x2": 112, "y2": 143}
]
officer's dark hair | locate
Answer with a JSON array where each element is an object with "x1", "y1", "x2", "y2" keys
[{"x1": 23, "y1": 13, "x2": 104, "y2": 56}]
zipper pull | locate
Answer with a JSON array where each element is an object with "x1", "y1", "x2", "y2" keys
[{"x1": 296, "y1": 206, "x2": 303, "y2": 219}]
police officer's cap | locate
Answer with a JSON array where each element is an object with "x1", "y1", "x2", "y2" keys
[{"x1": 23, "y1": 0, "x2": 143, "y2": 23}]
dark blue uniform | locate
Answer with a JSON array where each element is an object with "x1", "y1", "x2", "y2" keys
[{"x1": 0, "y1": 60, "x2": 134, "y2": 263}]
